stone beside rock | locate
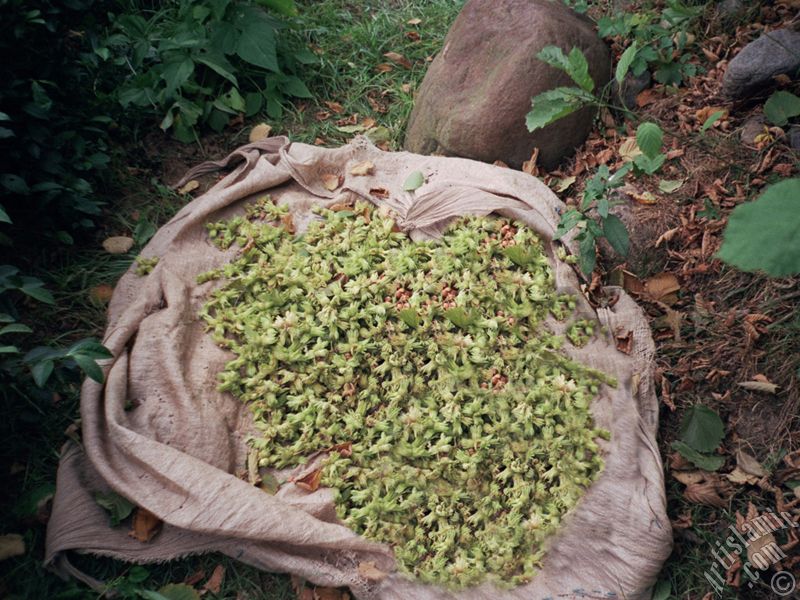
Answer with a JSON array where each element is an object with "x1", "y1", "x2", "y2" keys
[
  {"x1": 404, "y1": 0, "x2": 611, "y2": 170},
  {"x1": 722, "y1": 28, "x2": 800, "y2": 99}
]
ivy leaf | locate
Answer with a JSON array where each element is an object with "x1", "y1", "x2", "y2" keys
[
  {"x1": 602, "y1": 215, "x2": 629, "y2": 256},
  {"x1": 526, "y1": 87, "x2": 588, "y2": 132},
  {"x1": 95, "y1": 491, "x2": 135, "y2": 526},
  {"x1": 716, "y1": 179, "x2": 800, "y2": 277},
  {"x1": 672, "y1": 441, "x2": 725, "y2": 471},
  {"x1": 402, "y1": 171, "x2": 425, "y2": 191},
  {"x1": 615, "y1": 42, "x2": 638, "y2": 85},
  {"x1": 763, "y1": 91, "x2": 800, "y2": 127},
  {"x1": 679, "y1": 404, "x2": 725, "y2": 453},
  {"x1": 636, "y1": 122, "x2": 663, "y2": 159}
]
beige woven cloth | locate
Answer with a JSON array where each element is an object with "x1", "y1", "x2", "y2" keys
[{"x1": 45, "y1": 136, "x2": 671, "y2": 599}]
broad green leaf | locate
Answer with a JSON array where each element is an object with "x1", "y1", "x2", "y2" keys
[
  {"x1": 597, "y1": 197, "x2": 609, "y2": 219},
  {"x1": 30, "y1": 359, "x2": 54, "y2": 387},
  {"x1": 67, "y1": 339, "x2": 113, "y2": 359},
  {"x1": 0, "y1": 345, "x2": 20, "y2": 354},
  {"x1": 672, "y1": 441, "x2": 725, "y2": 471},
  {"x1": 0, "y1": 204, "x2": 10, "y2": 224},
  {"x1": 94, "y1": 491, "x2": 134, "y2": 526},
  {"x1": 236, "y1": 21, "x2": 278, "y2": 71},
  {"x1": 633, "y1": 153, "x2": 665, "y2": 175},
  {"x1": 140, "y1": 584, "x2": 201, "y2": 600},
  {"x1": 526, "y1": 87, "x2": 587, "y2": 132},
  {"x1": 0, "y1": 313, "x2": 14, "y2": 322},
  {"x1": 397, "y1": 308, "x2": 420, "y2": 328},
  {"x1": 403, "y1": 171, "x2": 425, "y2": 191},
  {"x1": 652, "y1": 579, "x2": 672, "y2": 600},
  {"x1": 504, "y1": 246, "x2": 531, "y2": 267},
  {"x1": 763, "y1": 91, "x2": 800, "y2": 127},
  {"x1": 578, "y1": 232, "x2": 596, "y2": 275},
  {"x1": 280, "y1": 76, "x2": 312, "y2": 98},
  {"x1": 615, "y1": 42, "x2": 638, "y2": 85},
  {"x1": 1, "y1": 174, "x2": 29, "y2": 195},
  {"x1": 19, "y1": 282, "x2": 55, "y2": 304},
  {"x1": 636, "y1": 122, "x2": 663, "y2": 159},
  {"x1": 195, "y1": 54, "x2": 238, "y2": 86},
  {"x1": 717, "y1": 179, "x2": 800, "y2": 276},
  {"x1": 127, "y1": 566, "x2": 150, "y2": 584},
  {"x1": 73, "y1": 353, "x2": 105, "y2": 383},
  {"x1": 0, "y1": 323, "x2": 32, "y2": 335},
  {"x1": 567, "y1": 47, "x2": 594, "y2": 92},
  {"x1": 160, "y1": 58, "x2": 195, "y2": 97},
  {"x1": 700, "y1": 110, "x2": 725, "y2": 133},
  {"x1": 679, "y1": 404, "x2": 725, "y2": 453},
  {"x1": 603, "y1": 214, "x2": 629, "y2": 256},
  {"x1": 444, "y1": 307, "x2": 473, "y2": 329},
  {"x1": 554, "y1": 209, "x2": 583, "y2": 240},
  {"x1": 536, "y1": 45, "x2": 570, "y2": 72},
  {"x1": 133, "y1": 220, "x2": 156, "y2": 246},
  {"x1": 254, "y1": 0, "x2": 297, "y2": 16}
]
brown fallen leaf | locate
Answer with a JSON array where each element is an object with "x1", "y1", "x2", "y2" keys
[
  {"x1": 184, "y1": 569, "x2": 206, "y2": 586},
  {"x1": 294, "y1": 468, "x2": 322, "y2": 492},
  {"x1": 89, "y1": 284, "x2": 114, "y2": 304},
  {"x1": 360, "y1": 117, "x2": 376, "y2": 129},
  {"x1": 129, "y1": 507, "x2": 162, "y2": 542},
  {"x1": 356, "y1": 561, "x2": 387, "y2": 582},
  {"x1": 324, "y1": 101, "x2": 344, "y2": 114},
  {"x1": 644, "y1": 272, "x2": 680, "y2": 301},
  {"x1": 291, "y1": 575, "x2": 315, "y2": 600},
  {"x1": 280, "y1": 213, "x2": 295, "y2": 235},
  {"x1": 178, "y1": 179, "x2": 200, "y2": 195},
  {"x1": 683, "y1": 476, "x2": 732, "y2": 507},
  {"x1": 102, "y1": 236, "x2": 134, "y2": 255},
  {"x1": 375, "y1": 63, "x2": 394, "y2": 73},
  {"x1": 405, "y1": 31, "x2": 420, "y2": 42},
  {"x1": 329, "y1": 201, "x2": 354, "y2": 212},
  {"x1": 369, "y1": 188, "x2": 390, "y2": 199},
  {"x1": 321, "y1": 174, "x2": 342, "y2": 192},
  {"x1": 203, "y1": 564, "x2": 225, "y2": 594},
  {"x1": 247, "y1": 448, "x2": 260, "y2": 486},
  {"x1": 738, "y1": 380, "x2": 779, "y2": 394},
  {"x1": 383, "y1": 51, "x2": 412, "y2": 69},
  {"x1": 521, "y1": 148, "x2": 540, "y2": 176},
  {"x1": 314, "y1": 587, "x2": 349, "y2": 600},
  {"x1": 695, "y1": 106, "x2": 728, "y2": 126},
  {"x1": 0, "y1": 534, "x2": 25, "y2": 561},
  {"x1": 672, "y1": 470, "x2": 707, "y2": 486},
  {"x1": 635, "y1": 88, "x2": 659, "y2": 107},
  {"x1": 350, "y1": 161, "x2": 375, "y2": 176},
  {"x1": 614, "y1": 328, "x2": 633, "y2": 355},
  {"x1": 407, "y1": 17, "x2": 422, "y2": 25},
  {"x1": 329, "y1": 441, "x2": 353, "y2": 457},
  {"x1": 249, "y1": 123, "x2": 272, "y2": 143}
]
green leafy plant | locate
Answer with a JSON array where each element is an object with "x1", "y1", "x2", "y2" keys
[
  {"x1": 100, "y1": 0, "x2": 315, "y2": 141},
  {"x1": 763, "y1": 90, "x2": 800, "y2": 127},
  {"x1": 633, "y1": 121, "x2": 666, "y2": 175},
  {"x1": 554, "y1": 164, "x2": 632, "y2": 275},
  {"x1": 717, "y1": 178, "x2": 800, "y2": 277},
  {"x1": 672, "y1": 404, "x2": 725, "y2": 471}
]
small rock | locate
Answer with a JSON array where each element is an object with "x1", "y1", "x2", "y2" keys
[
  {"x1": 611, "y1": 70, "x2": 651, "y2": 110},
  {"x1": 722, "y1": 28, "x2": 800, "y2": 99},
  {"x1": 102, "y1": 236, "x2": 134, "y2": 254},
  {"x1": 790, "y1": 125, "x2": 800, "y2": 151},
  {"x1": 740, "y1": 114, "x2": 767, "y2": 145}
]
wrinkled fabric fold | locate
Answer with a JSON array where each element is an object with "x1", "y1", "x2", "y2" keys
[{"x1": 46, "y1": 136, "x2": 670, "y2": 600}]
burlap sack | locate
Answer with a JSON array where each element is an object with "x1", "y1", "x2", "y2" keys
[{"x1": 45, "y1": 136, "x2": 672, "y2": 599}]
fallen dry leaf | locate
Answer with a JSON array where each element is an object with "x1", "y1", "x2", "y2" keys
[
  {"x1": 360, "y1": 117, "x2": 376, "y2": 129},
  {"x1": 383, "y1": 52, "x2": 412, "y2": 69},
  {"x1": 324, "y1": 101, "x2": 344, "y2": 114},
  {"x1": 247, "y1": 448, "x2": 260, "y2": 486},
  {"x1": 673, "y1": 470, "x2": 707, "y2": 486},
  {"x1": 184, "y1": 570, "x2": 206, "y2": 586},
  {"x1": 614, "y1": 328, "x2": 633, "y2": 354},
  {"x1": 129, "y1": 507, "x2": 162, "y2": 542},
  {"x1": 635, "y1": 88, "x2": 659, "y2": 107},
  {"x1": 695, "y1": 106, "x2": 728, "y2": 125},
  {"x1": 521, "y1": 148, "x2": 540, "y2": 176},
  {"x1": 350, "y1": 161, "x2": 375, "y2": 176},
  {"x1": 314, "y1": 587, "x2": 349, "y2": 600},
  {"x1": 738, "y1": 380, "x2": 779, "y2": 394},
  {"x1": 405, "y1": 31, "x2": 420, "y2": 42},
  {"x1": 683, "y1": 476, "x2": 732, "y2": 507},
  {"x1": 178, "y1": 179, "x2": 200, "y2": 195},
  {"x1": 619, "y1": 137, "x2": 642, "y2": 161},
  {"x1": 102, "y1": 236, "x2": 134, "y2": 255},
  {"x1": 89, "y1": 284, "x2": 114, "y2": 304},
  {"x1": 644, "y1": 272, "x2": 680, "y2": 301},
  {"x1": 248, "y1": 123, "x2": 272, "y2": 143},
  {"x1": 280, "y1": 213, "x2": 295, "y2": 235},
  {"x1": 203, "y1": 564, "x2": 225, "y2": 594},
  {"x1": 0, "y1": 534, "x2": 25, "y2": 561},
  {"x1": 375, "y1": 63, "x2": 393, "y2": 73},
  {"x1": 291, "y1": 575, "x2": 315, "y2": 600},
  {"x1": 407, "y1": 17, "x2": 422, "y2": 25},
  {"x1": 369, "y1": 187, "x2": 390, "y2": 199},
  {"x1": 329, "y1": 441, "x2": 353, "y2": 457},
  {"x1": 356, "y1": 561, "x2": 387, "y2": 582},
  {"x1": 321, "y1": 174, "x2": 342, "y2": 192},
  {"x1": 294, "y1": 468, "x2": 322, "y2": 492}
]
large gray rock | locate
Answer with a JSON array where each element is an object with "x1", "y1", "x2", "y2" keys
[
  {"x1": 404, "y1": 0, "x2": 611, "y2": 170},
  {"x1": 722, "y1": 28, "x2": 800, "y2": 99}
]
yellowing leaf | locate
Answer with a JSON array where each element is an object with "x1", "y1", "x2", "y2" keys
[
  {"x1": 384, "y1": 51, "x2": 412, "y2": 69},
  {"x1": 658, "y1": 179, "x2": 684, "y2": 194},
  {"x1": 129, "y1": 507, "x2": 162, "y2": 543},
  {"x1": 644, "y1": 272, "x2": 680, "y2": 300},
  {"x1": 555, "y1": 175, "x2": 576, "y2": 192},
  {"x1": 350, "y1": 161, "x2": 375, "y2": 176},
  {"x1": 407, "y1": 18, "x2": 422, "y2": 25},
  {"x1": 321, "y1": 174, "x2": 342, "y2": 191},
  {"x1": 357, "y1": 561, "x2": 387, "y2": 582},
  {"x1": 248, "y1": 123, "x2": 272, "y2": 143},
  {"x1": 619, "y1": 137, "x2": 642, "y2": 162},
  {"x1": 178, "y1": 180, "x2": 200, "y2": 195},
  {"x1": 102, "y1": 236, "x2": 134, "y2": 255}
]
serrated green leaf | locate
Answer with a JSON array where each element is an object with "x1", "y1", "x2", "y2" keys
[
  {"x1": 397, "y1": 308, "x2": 420, "y2": 328},
  {"x1": 94, "y1": 491, "x2": 134, "y2": 526},
  {"x1": 567, "y1": 47, "x2": 594, "y2": 92},
  {"x1": 717, "y1": 179, "x2": 800, "y2": 276},
  {"x1": 615, "y1": 42, "x2": 638, "y2": 85},
  {"x1": 679, "y1": 404, "x2": 725, "y2": 453},
  {"x1": 526, "y1": 87, "x2": 587, "y2": 132},
  {"x1": 672, "y1": 441, "x2": 725, "y2": 471},
  {"x1": 633, "y1": 153, "x2": 666, "y2": 175},
  {"x1": 603, "y1": 214, "x2": 629, "y2": 256},
  {"x1": 763, "y1": 91, "x2": 800, "y2": 127},
  {"x1": 444, "y1": 307, "x2": 473, "y2": 329},
  {"x1": 536, "y1": 45, "x2": 570, "y2": 72},
  {"x1": 636, "y1": 122, "x2": 663, "y2": 159},
  {"x1": 403, "y1": 171, "x2": 425, "y2": 191}
]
